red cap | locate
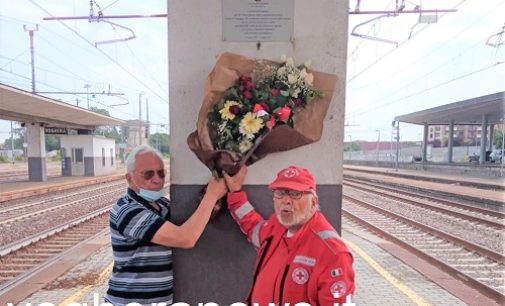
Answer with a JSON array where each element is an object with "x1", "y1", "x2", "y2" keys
[{"x1": 268, "y1": 166, "x2": 316, "y2": 192}]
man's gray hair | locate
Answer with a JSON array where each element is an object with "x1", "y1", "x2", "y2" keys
[{"x1": 126, "y1": 145, "x2": 164, "y2": 173}]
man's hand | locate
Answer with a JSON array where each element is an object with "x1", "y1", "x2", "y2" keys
[
  {"x1": 223, "y1": 165, "x2": 248, "y2": 192},
  {"x1": 205, "y1": 176, "x2": 228, "y2": 200}
]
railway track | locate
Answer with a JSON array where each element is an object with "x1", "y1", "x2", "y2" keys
[
  {"x1": 0, "y1": 181, "x2": 170, "y2": 296},
  {"x1": 343, "y1": 179, "x2": 504, "y2": 253},
  {"x1": 0, "y1": 211, "x2": 109, "y2": 290},
  {"x1": 343, "y1": 195, "x2": 505, "y2": 303},
  {"x1": 344, "y1": 178, "x2": 505, "y2": 230}
]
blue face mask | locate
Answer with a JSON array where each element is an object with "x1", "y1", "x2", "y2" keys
[{"x1": 138, "y1": 188, "x2": 164, "y2": 202}]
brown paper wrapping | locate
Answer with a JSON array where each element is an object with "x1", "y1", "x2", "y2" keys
[{"x1": 188, "y1": 52, "x2": 338, "y2": 175}]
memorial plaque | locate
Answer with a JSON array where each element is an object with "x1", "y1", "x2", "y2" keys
[{"x1": 222, "y1": 0, "x2": 294, "y2": 42}]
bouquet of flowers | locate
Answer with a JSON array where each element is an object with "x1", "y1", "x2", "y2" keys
[
  {"x1": 188, "y1": 53, "x2": 337, "y2": 219},
  {"x1": 188, "y1": 52, "x2": 338, "y2": 179}
]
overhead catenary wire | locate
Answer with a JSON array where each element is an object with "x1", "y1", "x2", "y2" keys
[
  {"x1": 28, "y1": 0, "x2": 169, "y2": 105},
  {"x1": 346, "y1": 34, "x2": 501, "y2": 118},
  {"x1": 348, "y1": 0, "x2": 505, "y2": 91},
  {"x1": 347, "y1": 60, "x2": 503, "y2": 119},
  {"x1": 347, "y1": 0, "x2": 469, "y2": 84},
  {"x1": 0, "y1": 16, "x2": 144, "y2": 94}
]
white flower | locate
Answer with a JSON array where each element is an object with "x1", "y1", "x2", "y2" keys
[
  {"x1": 292, "y1": 88, "x2": 301, "y2": 98},
  {"x1": 256, "y1": 110, "x2": 269, "y2": 117},
  {"x1": 280, "y1": 54, "x2": 287, "y2": 62},
  {"x1": 286, "y1": 57, "x2": 295, "y2": 67},
  {"x1": 299, "y1": 68, "x2": 307, "y2": 79},
  {"x1": 238, "y1": 139, "x2": 253, "y2": 153},
  {"x1": 304, "y1": 60, "x2": 312, "y2": 68},
  {"x1": 288, "y1": 74, "x2": 298, "y2": 84},
  {"x1": 304, "y1": 73, "x2": 314, "y2": 86},
  {"x1": 277, "y1": 66, "x2": 286, "y2": 76}
]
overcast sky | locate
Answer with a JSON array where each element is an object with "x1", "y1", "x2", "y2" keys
[{"x1": 0, "y1": 0, "x2": 504, "y2": 144}]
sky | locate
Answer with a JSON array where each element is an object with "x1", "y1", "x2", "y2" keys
[{"x1": 0, "y1": 0, "x2": 504, "y2": 144}]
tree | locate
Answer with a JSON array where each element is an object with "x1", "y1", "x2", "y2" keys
[
  {"x1": 45, "y1": 135, "x2": 60, "y2": 151},
  {"x1": 344, "y1": 142, "x2": 360, "y2": 152},
  {"x1": 493, "y1": 129, "x2": 504, "y2": 149},
  {"x1": 3, "y1": 137, "x2": 23, "y2": 150},
  {"x1": 89, "y1": 107, "x2": 122, "y2": 143},
  {"x1": 149, "y1": 133, "x2": 170, "y2": 154}
]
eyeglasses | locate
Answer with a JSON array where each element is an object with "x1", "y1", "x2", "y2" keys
[
  {"x1": 139, "y1": 169, "x2": 166, "y2": 180},
  {"x1": 273, "y1": 189, "x2": 312, "y2": 200}
]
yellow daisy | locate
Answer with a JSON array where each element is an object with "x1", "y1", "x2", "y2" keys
[
  {"x1": 239, "y1": 112, "x2": 263, "y2": 138},
  {"x1": 219, "y1": 100, "x2": 240, "y2": 120}
]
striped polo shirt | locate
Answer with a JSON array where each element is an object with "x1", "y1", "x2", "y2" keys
[{"x1": 106, "y1": 188, "x2": 173, "y2": 306}]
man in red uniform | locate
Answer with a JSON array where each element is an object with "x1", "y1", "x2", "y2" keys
[{"x1": 224, "y1": 165, "x2": 355, "y2": 306}]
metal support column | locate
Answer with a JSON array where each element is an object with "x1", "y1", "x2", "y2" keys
[
  {"x1": 448, "y1": 120, "x2": 454, "y2": 163},
  {"x1": 480, "y1": 114, "x2": 488, "y2": 164}
]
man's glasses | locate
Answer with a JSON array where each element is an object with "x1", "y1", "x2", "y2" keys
[
  {"x1": 139, "y1": 169, "x2": 166, "y2": 180},
  {"x1": 273, "y1": 189, "x2": 311, "y2": 200}
]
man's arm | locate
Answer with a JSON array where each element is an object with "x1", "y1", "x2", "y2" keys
[
  {"x1": 317, "y1": 253, "x2": 355, "y2": 305},
  {"x1": 151, "y1": 176, "x2": 227, "y2": 248},
  {"x1": 223, "y1": 166, "x2": 270, "y2": 249}
]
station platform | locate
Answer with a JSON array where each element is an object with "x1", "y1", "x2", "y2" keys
[
  {"x1": 344, "y1": 164, "x2": 505, "y2": 205},
  {"x1": 343, "y1": 164, "x2": 504, "y2": 189},
  {"x1": 5, "y1": 217, "x2": 496, "y2": 306},
  {"x1": 0, "y1": 170, "x2": 125, "y2": 202}
]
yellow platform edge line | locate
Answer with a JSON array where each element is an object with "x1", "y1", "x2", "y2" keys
[
  {"x1": 58, "y1": 262, "x2": 113, "y2": 306},
  {"x1": 343, "y1": 238, "x2": 433, "y2": 306}
]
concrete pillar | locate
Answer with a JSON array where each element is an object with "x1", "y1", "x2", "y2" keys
[
  {"x1": 489, "y1": 124, "x2": 494, "y2": 151},
  {"x1": 422, "y1": 123, "x2": 429, "y2": 163},
  {"x1": 168, "y1": 0, "x2": 348, "y2": 303},
  {"x1": 26, "y1": 123, "x2": 47, "y2": 181},
  {"x1": 448, "y1": 120, "x2": 454, "y2": 163},
  {"x1": 480, "y1": 114, "x2": 488, "y2": 164}
]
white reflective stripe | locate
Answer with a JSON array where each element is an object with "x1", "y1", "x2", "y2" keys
[
  {"x1": 318, "y1": 230, "x2": 341, "y2": 240},
  {"x1": 251, "y1": 220, "x2": 265, "y2": 248},
  {"x1": 293, "y1": 255, "x2": 316, "y2": 267},
  {"x1": 234, "y1": 202, "x2": 254, "y2": 220}
]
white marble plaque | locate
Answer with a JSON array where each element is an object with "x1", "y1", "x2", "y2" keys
[{"x1": 222, "y1": 0, "x2": 294, "y2": 42}]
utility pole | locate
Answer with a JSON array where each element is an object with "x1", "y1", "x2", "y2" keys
[
  {"x1": 138, "y1": 93, "x2": 143, "y2": 146},
  {"x1": 84, "y1": 83, "x2": 91, "y2": 109},
  {"x1": 146, "y1": 98, "x2": 150, "y2": 141},
  {"x1": 10, "y1": 121, "x2": 15, "y2": 164},
  {"x1": 392, "y1": 121, "x2": 400, "y2": 171},
  {"x1": 375, "y1": 130, "x2": 381, "y2": 164},
  {"x1": 23, "y1": 24, "x2": 39, "y2": 93}
]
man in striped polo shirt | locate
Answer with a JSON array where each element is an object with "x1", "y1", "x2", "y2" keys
[{"x1": 105, "y1": 145, "x2": 227, "y2": 306}]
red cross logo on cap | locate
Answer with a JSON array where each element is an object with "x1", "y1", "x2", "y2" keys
[
  {"x1": 292, "y1": 267, "x2": 309, "y2": 284},
  {"x1": 282, "y1": 167, "x2": 298, "y2": 178}
]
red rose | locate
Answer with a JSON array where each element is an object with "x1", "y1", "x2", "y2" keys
[
  {"x1": 271, "y1": 88, "x2": 280, "y2": 97},
  {"x1": 243, "y1": 91, "x2": 253, "y2": 100},
  {"x1": 277, "y1": 106, "x2": 291, "y2": 122},
  {"x1": 267, "y1": 117, "x2": 276, "y2": 130},
  {"x1": 253, "y1": 104, "x2": 265, "y2": 113}
]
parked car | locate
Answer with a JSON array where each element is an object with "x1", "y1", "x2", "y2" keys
[{"x1": 489, "y1": 149, "x2": 503, "y2": 163}]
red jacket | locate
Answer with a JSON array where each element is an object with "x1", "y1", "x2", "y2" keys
[{"x1": 227, "y1": 191, "x2": 355, "y2": 306}]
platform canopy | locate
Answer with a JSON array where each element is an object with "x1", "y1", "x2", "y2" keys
[
  {"x1": 394, "y1": 91, "x2": 505, "y2": 125},
  {"x1": 0, "y1": 83, "x2": 124, "y2": 129}
]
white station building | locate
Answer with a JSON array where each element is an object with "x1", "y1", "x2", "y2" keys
[{"x1": 0, "y1": 83, "x2": 125, "y2": 181}]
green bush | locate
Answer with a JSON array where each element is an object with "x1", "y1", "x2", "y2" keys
[{"x1": 0, "y1": 155, "x2": 8, "y2": 163}]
